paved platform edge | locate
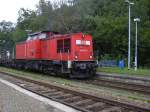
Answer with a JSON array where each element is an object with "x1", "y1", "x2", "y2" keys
[{"x1": 0, "y1": 78, "x2": 80, "y2": 112}]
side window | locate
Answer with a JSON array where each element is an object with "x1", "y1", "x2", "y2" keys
[
  {"x1": 64, "y1": 39, "x2": 71, "y2": 53},
  {"x1": 57, "y1": 39, "x2": 71, "y2": 53},
  {"x1": 57, "y1": 40, "x2": 63, "y2": 53}
]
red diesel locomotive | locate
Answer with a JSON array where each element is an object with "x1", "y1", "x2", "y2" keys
[{"x1": 4, "y1": 31, "x2": 97, "y2": 78}]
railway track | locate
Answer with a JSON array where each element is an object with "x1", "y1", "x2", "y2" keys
[
  {"x1": 0, "y1": 72, "x2": 150, "y2": 112},
  {"x1": 97, "y1": 73, "x2": 150, "y2": 83},
  {"x1": 82, "y1": 76, "x2": 150, "y2": 95}
]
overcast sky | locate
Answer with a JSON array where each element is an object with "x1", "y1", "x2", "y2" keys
[{"x1": 0, "y1": 0, "x2": 40, "y2": 23}]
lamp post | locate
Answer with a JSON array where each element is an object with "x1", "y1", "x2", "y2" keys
[
  {"x1": 134, "y1": 18, "x2": 140, "y2": 71},
  {"x1": 125, "y1": 0, "x2": 134, "y2": 70}
]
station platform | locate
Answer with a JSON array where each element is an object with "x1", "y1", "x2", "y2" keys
[{"x1": 0, "y1": 78, "x2": 79, "y2": 112}]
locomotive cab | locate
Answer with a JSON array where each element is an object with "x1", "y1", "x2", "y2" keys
[
  {"x1": 72, "y1": 33, "x2": 94, "y2": 61},
  {"x1": 55, "y1": 33, "x2": 97, "y2": 78},
  {"x1": 69, "y1": 33, "x2": 97, "y2": 78}
]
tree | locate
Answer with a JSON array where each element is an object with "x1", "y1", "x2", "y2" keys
[
  {"x1": 0, "y1": 21, "x2": 14, "y2": 55},
  {"x1": 1, "y1": 0, "x2": 149, "y2": 67}
]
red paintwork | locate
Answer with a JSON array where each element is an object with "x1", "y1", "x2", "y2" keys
[
  {"x1": 16, "y1": 31, "x2": 94, "y2": 61},
  {"x1": 72, "y1": 33, "x2": 93, "y2": 61},
  {"x1": 16, "y1": 42, "x2": 26, "y2": 59},
  {"x1": 26, "y1": 39, "x2": 41, "y2": 59}
]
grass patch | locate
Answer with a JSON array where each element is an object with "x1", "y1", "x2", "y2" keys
[
  {"x1": 97, "y1": 67, "x2": 150, "y2": 76},
  {"x1": 128, "y1": 96, "x2": 150, "y2": 104},
  {"x1": 0, "y1": 67, "x2": 73, "y2": 86}
]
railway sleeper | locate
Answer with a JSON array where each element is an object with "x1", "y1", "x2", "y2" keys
[
  {"x1": 74, "y1": 100, "x2": 94, "y2": 108},
  {"x1": 52, "y1": 93, "x2": 73, "y2": 99},
  {"x1": 100, "y1": 106, "x2": 122, "y2": 112},
  {"x1": 39, "y1": 89, "x2": 58, "y2": 94},
  {"x1": 71, "y1": 99, "x2": 92, "y2": 106},
  {"x1": 89, "y1": 105, "x2": 111, "y2": 112},
  {"x1": 85, "y1": 102, "x2": 105, "y2": 110},
  {"x1": 32, "y1": 88, "x2": 47, "y2": 92},
  {"x1": 62, "y1": 96, "x2": 82, "y2": 103},
  {"x1": 47, "y1": 91, "x2": 64, "y2": 97},
  {"x1": 26, "y1": 86, "x2": 43, "y2": 91}
]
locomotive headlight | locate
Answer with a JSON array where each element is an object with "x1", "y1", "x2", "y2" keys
[
  {"x1": 90, "y1": 56, "x2": 92, "y2": 59},
  {"x1": 75, "y1": 56, "x2": 78, "y2": 59}
]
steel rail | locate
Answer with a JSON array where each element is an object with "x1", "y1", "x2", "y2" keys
[
  {"x1": 83, "y1": 77, "x2": 150, "y2": 95},
  {"x1": 97, "y1": 73, "x2": 150, "y2": 82}
]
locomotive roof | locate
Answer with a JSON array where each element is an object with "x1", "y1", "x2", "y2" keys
[
  {"x1": 26, "y1": 31, "x2": 87, "y2": 40},
  {"x1": 40, "y1": 32, "x2": 87, "y2": 40},
  {"x1": 28, "y1": 31, "x2": 59, "y2": 36},
  {"x1": 17, "y1": 32, "x2": 91, "y2": 44}
]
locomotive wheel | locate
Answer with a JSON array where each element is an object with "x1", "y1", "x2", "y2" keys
[{"x1": 53, "y1": 65, "x2": 61, "y2": 76}]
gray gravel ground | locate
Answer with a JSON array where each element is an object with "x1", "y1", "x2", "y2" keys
[{"x1": 0, "y1": 81, "x2": 66, "y2": 112}]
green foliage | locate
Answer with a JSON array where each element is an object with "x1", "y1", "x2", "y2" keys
[
  {"x1": 0, "y1": 21, "x2": 14, "y2": 52},
  {"x1": 12, "y1": 28, "x2": 27, "y2": 42}
]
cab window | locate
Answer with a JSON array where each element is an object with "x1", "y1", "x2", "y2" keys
[
  {"x1": 64, "y1": 39, "x2": 71, "y2": 53},
  {"x1": 57, "y1": 40, "x2": 63, "y2": 53},
  {"x1": 57, "y1": 39, "x2": 71, "y2": 53}
]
